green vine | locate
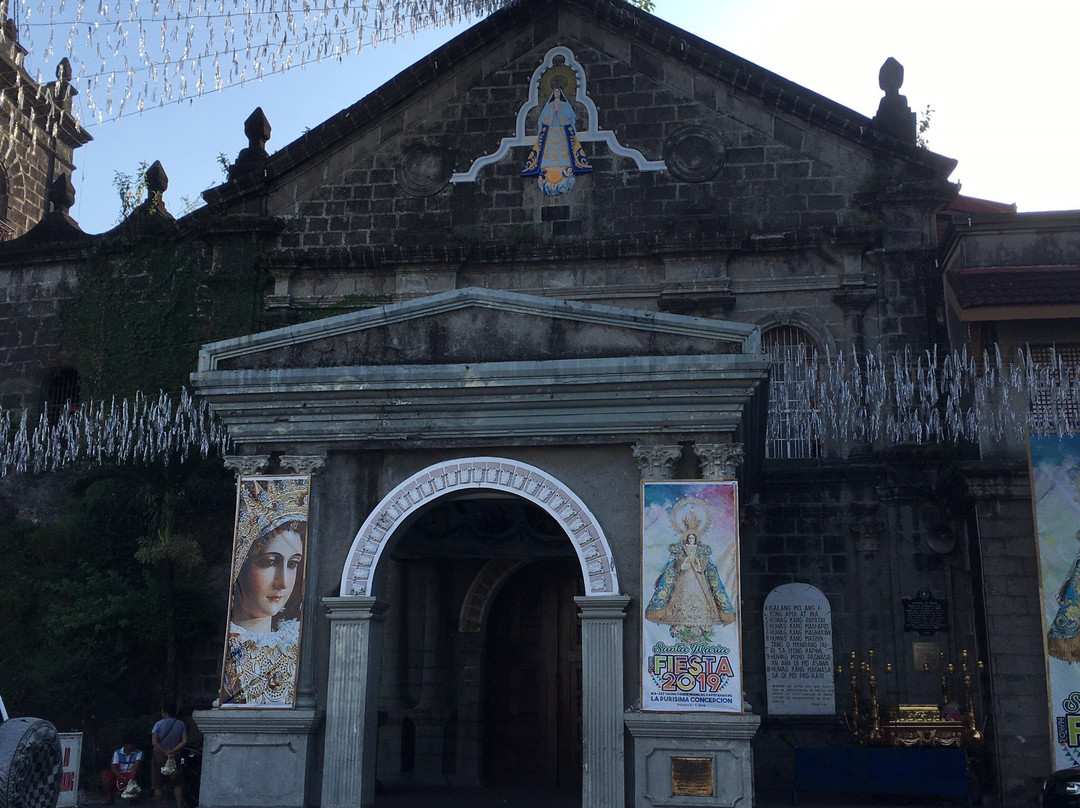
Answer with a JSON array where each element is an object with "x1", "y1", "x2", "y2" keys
[{"x1": 60, "y1": 233, "x2": 268, "y2": 399}]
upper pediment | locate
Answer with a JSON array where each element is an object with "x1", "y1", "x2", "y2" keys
[
  {"x1": 204, "y1": 0, "x2": 955, "y2": 223},
  {"x1": 198, "y1": 287, "x2": 760, "y2": 372}
]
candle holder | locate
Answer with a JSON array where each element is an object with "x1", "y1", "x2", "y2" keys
[{"x1": 839, "y1": 648, "x2": 983, "y2": 748}]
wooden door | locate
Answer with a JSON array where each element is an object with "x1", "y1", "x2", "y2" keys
[{"x1": 482, "y1": 559, "x2": 583, "y2": 789}]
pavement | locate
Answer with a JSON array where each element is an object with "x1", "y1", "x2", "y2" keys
[
  {"x1": 74, "y1": 785, "x2": 968, "y2": 808},
  {"x1": 370, "y1": 786, "x2": 965, "y2": 808}
]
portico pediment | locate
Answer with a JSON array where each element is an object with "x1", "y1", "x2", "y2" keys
[
  {"x1": 191, "y1": 288, "x2": 770, "y2": 447},
  {"x1": 199, "y1": 287, "x2": 759, "y2": 371}
]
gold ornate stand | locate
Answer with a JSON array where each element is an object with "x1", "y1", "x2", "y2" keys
[{"x1": 841, "y1": 650, "x2": 982, "y2": 749}]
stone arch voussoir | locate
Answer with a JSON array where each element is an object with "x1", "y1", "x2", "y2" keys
[{"x1": 339, "y1": 457, "x2": 620, "y2": 598}]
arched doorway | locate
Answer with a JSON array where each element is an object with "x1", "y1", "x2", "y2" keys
[
  {"x1": 371, "y1": 496, "x2": 583, "y2": 797},
  {"x1": 324, "y1": 458, "x2": 629, "y2": 808},
  {"x1": 482, "y1": 557, "x2": 583, "y2": 791}
]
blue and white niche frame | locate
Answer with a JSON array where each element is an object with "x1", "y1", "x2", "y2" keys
[{"x1": 450, "y1": 46, "x2": 666, "y2": 195}]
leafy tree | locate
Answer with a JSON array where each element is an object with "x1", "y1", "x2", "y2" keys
[{"x1": 0, "y1": 454, "x2": 233, "y2": 757}]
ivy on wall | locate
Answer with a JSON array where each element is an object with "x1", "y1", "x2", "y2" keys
[{"x1": 60, "y1": 229, "x2": 268, "y2": 399}]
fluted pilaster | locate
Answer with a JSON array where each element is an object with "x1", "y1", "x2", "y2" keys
[
  {"x1": 294, "y1": 461, "x2": 325, "y2": 709},
  {"x1": 577, "y1": 595, "x2": 632, "y2": 808},
  {"x1": 321, "y1": 597, "x2": 389, "y2": 808}
]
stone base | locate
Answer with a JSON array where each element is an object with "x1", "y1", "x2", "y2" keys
[
  {"x1": 625, "y1": 712, "x2": 760, "y2": 808},
  {"x1": 192, "y1": 708, "x2": 322, "y2": 808}
]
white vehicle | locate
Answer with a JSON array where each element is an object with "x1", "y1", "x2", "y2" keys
[{"x1": 0, "y1": 694, "x2": 63, "y2": 808}]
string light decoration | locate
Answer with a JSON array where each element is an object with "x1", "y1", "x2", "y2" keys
[
  {"x1": 1, "y1": 345, "x2": 1077, "y2": 478},
  {"x1": 4, "y1": 0, "x2": 510, "y2": 127}
]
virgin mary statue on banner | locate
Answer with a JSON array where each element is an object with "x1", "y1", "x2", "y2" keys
[{"x1": 645, "y1": 499, "x2": 736, "y2": 638}]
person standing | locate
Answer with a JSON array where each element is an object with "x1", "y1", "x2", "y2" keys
[{"x1": 151, "y1": 705, "x2": 187, "y2": 808}]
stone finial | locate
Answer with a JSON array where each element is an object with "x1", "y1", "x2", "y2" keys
[
  {"x1": 3, "y1": 18, "x2": 17, "y2": 43},
  {"x1": 49, "y1": 172, "x2": 75, "y2": 214},
  {"x1": 633, "y1": 443, "x2": 682, "y2": 480},
  {"x1": 693, "y1": 442, "x2": 744, "y2": 479},
  {"x1": 244, "y1": 107, "x2": 271, "y2": 148},
  {"x1": 56, "y1": 56, "x2": 71, "y2": 84},
  {"x1": 878, "y1": 56, "x2": 903, "y2": 95},
  {"x1": 228, "y1": 107, "x2": 271, "y2": 181},
  {"x1": 146, "y1": 160, "x2": 168, "y2": 195},
  {"x1": 871, "y1": 57, "x2": 916, "y2": 144},
  {"x1": 129, "y1": 159, "x2": 173, "y2": 220}
]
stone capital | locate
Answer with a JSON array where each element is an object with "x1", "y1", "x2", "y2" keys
[
  {"x1": 633, "y1": 443, "x2": 682, "y2": 480},
  {"x1": 575, "y1": 594, "x2": 632, "y2": 621},
  {"x1": 223, "y1": 454, "x2": 271, "y2": 475},
  {"x1": 280, "y1": 454, "x2": 327, "y2": 475},
  {"x1": 322, "y1": 596, "x2": 390, "y2": 622},
  {"x1": 694, "y1": 442, "x2": 744, "y2": 479}
]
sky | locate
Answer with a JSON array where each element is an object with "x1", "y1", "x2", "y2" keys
[{"x1": 45, "y1": 0, "x2": 1080, "y2": 233}]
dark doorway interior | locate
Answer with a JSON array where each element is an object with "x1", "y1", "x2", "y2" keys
[{"x1": 482, "y1": 558, "x2": 583, "y2": 790}]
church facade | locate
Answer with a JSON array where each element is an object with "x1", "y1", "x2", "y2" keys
[{"x1": 0, "y1": 1, "x2": 1064, "y2": 806}]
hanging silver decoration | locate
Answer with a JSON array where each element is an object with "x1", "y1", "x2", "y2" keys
[
  {"x1": 766, "y1": 344, "x2": 1080, "y2": 448},
  {"x1": 9, "y1": 0, "x2": 510, "y2": 127},
  {"x1": 0, "y1": 387, "x2": 229, "y2": 477}
]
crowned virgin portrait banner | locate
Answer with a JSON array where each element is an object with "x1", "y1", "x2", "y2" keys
[
  {"x1": 220, "y1": 475, "x2": 310, "y2": 708},
  {"x1": 1032, "y1": 435, "x2": 1080, "y2": 768},
  {"x1": 641, "y1": 481, "x2": 742, "y2": 713}
]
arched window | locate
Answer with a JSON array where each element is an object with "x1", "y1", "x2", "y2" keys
[
  {"x1": 42, "y1": 367, "x2": 81, "y2": 426},
  {"x1": 1028, "y1": 344, "x2": 1080, "y2": 434},
  {"x1": 763, "y1": 326, "x2": 820, "y2": 459}
]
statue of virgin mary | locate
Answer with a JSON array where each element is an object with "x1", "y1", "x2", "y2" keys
[{"x1": 521, "y1": 76, "x2": 592, "y2": 196}]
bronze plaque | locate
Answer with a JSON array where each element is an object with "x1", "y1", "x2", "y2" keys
[{"x1": 671, "y1": 756, "x2": 713, "y2": 797}]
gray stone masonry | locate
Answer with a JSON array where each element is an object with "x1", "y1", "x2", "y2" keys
[
  {"x1": 965, "y1": 462, "x2": 1048, "y2": 808},
  {"x1": 0, "y1": 263, "x2": 76, "y2": 411}
]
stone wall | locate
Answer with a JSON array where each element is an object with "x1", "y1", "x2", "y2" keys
[{"x1": 0, "y1": 259, "x2": 77, "y2": 412}]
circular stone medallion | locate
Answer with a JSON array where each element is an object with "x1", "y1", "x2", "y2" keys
[
  {"x1": 664, "y1": 125, "x2": 726, "y2": 183},
  {"x1": 398, "y1": 144, "x2": 451, "y2": 197}
]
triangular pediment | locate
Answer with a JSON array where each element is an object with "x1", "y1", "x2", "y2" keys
[
  {"x1": 205, "y1": 0, "x2": 954, "y2": 221},
  {"x1": 198, "y1": 287, "x2": 760, "y2": 372}
]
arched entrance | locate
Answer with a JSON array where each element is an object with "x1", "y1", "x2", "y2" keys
[
  {"x1": 322, "y1": 458, "x2": 630, "y2": 808},
  {"x1": 482, "y1": 557, "x2": 583, "y2": 791}
]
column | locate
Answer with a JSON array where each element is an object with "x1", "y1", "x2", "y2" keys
[
  {"x1": 279, "y1": 454, "x2": 327, "y2": 709},
  {"x1": 451, "y1": 630, "x2": 484, "y2": 786},
  {"x1": 576, "y1": 595, "x2": 632, "y2": 808},
  {"x1": 321, "y1": 596, "x2": 389, "y2": 808}
]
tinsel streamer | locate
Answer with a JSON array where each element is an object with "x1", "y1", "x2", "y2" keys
[{"x1": 13, "y1": 0, "x2": 515, "y2": 128}]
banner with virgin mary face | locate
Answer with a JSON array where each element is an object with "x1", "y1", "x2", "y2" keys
[
  {"x1": 219, "y1": 475, "x2": 310, "y2": 708},
  {"x1": 641, "y1": 481, "x2": 742, "y2": 713}
]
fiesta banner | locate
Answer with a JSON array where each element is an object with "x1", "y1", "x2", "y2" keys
[
  {"x1": 220, "y1": 475, "x2": 310, "y2": 708},
  {"x1": 1032, "y1": 435, "x2": 1080, "y2": 768},
  {"x1": 641, "y1": 481, "x2": 742, "y2": 713}
]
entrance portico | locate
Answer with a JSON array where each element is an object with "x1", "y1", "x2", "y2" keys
[{"x1": 189, "y1": 288, "x2": 770, "y2": 808}]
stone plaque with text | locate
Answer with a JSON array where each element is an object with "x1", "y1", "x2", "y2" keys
[
  {"x1": 902, "y1": 589, "x2": 948, "y2": 636},
  {"x1": 763, "y1": 583, "x2": 836, "y2": 715}
]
